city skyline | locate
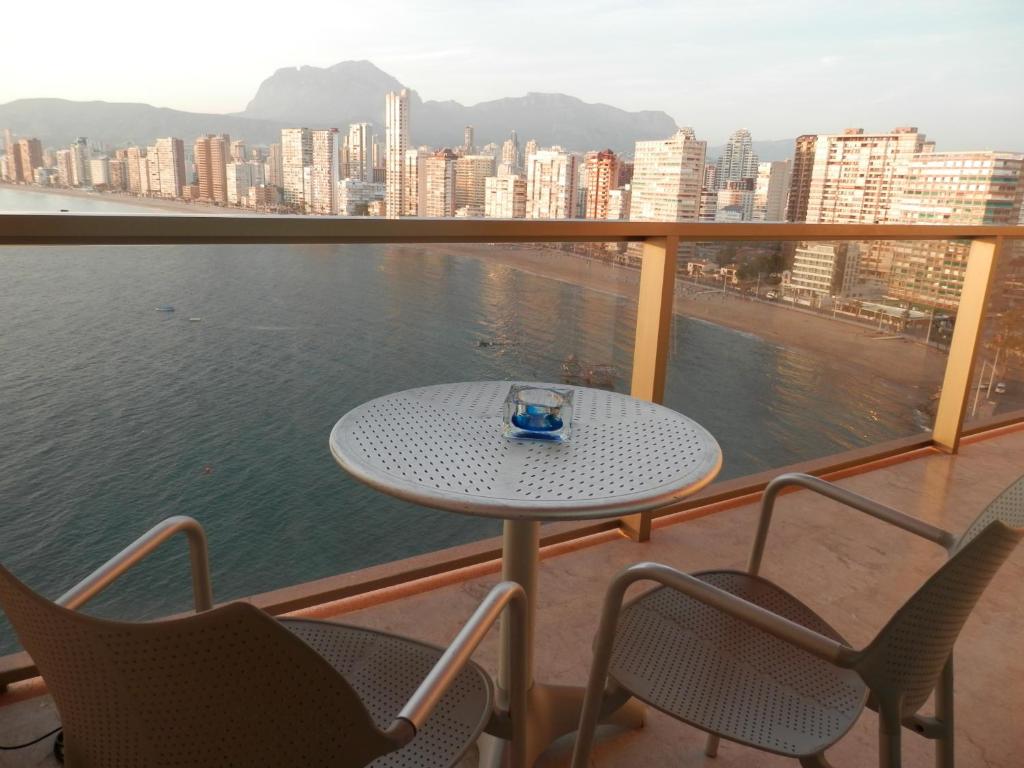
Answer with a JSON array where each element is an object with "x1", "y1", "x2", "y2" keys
[{"x1": 1, "y1": 1, "x2": 1021, "y2": 150}]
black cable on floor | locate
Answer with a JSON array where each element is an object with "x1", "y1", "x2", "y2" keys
[{"x1": 0, "y1": 724, "x2": 62, "y2": 750}]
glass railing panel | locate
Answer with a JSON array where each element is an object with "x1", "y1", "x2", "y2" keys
[
  {"x1": 965, "y1": 237, "x2": 1024, "y2": 424},
  {"x1": 662, "y1": 239, "x2": 954, "y2": 481},
  {"x1": 0, "y1": 239, "x2": 637, "y2": 652}
]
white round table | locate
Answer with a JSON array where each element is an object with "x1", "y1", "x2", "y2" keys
[{"x1": 330, "y1": 381, "x2": 722, "y2": 764}]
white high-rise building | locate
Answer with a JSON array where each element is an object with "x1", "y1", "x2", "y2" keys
[
  {"x1": 424, "y1": 149, "x2": 457, "y2": 217},
  {"x1": 525, "y1": 148, "x2": 578, "y2": 219},
  {"x1": 804, "y1": 127, "x2": 931, "y2": 224},
  {"x1": 484, "y1": 175, "x2": 526, "y2": 218},
  {"x1": 385, "y1": 89, "x2": 410, "y2": 217},
  {"x1": 752, "y1": 160, "x2": 792, "y2": 222},
  {"x1": 347, "y1": 122, "x2": 372, "y2": 182},
  {"x1": 454, "y1": 154, "x2": 495, "y2": 216},
  {"x1": 716, "y1": 128, "x2": 758, "y2": 189},
  {"x1": 337, "y1": 179, "x2": 385, "y2": 215},
  {"x1": 501, "y1": 130, "x2": 520, "y2": 174},
  {"x1": 607, "y1": 185, "x2": 631, "y2": 220},
  {"x1": 152, "y1": 137, "x2": 185, "y2": 198},
  {"x1": 70, "y1": 138, "x2": 91, "y2": 187},
  {"x1": 89, "y1": 157, "x2": 110, "y2": 187},
  {"x1": 225, "y1": 162, "x2": 264, "y2": 205},
  {"x1": 403, "y1": 148, "x2": 429, "y2": 216},
  {"x1": 281, "y1": 128, "x2": 312, "y2": 210},
  {"x1": 310, "y1": 128, "x2": 340, "y2": 215},
  {"x1": 629, "y1": 128, "x2": 706, "y2": 223}
]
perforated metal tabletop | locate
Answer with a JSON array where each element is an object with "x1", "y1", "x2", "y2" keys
[{"x1": 329, "y1": 381, "x2": 722, "y2": 521}]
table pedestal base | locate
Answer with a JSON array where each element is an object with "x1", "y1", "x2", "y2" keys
[{"x1": 478, "y1": 683, "x2": 644, "y2": 767}]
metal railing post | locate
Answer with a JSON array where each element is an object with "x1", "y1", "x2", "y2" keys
[
  {"x1": 623, "y1": 235, "x2": 679, "y2": 541},
  {"x1": 932, "y1": 238, "x2": 1001, "y2": 453}
]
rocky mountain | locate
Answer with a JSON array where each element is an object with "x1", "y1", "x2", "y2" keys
[
  {"x1": 242, "y1": 61, "x2": 678, "y2": 152},
  {"x1": 0, "y1": 62, "x2": 793, "y2": 158}
]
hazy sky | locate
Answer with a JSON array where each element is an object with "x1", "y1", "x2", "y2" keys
[{"x1": 3, "y1": 0, "x2": 1022, "y2": 149}]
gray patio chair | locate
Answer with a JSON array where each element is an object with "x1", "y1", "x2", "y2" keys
[
  {"x1": 571, "y1": 472, "x2": 1024, "y2": 768},
  {"x1": 0, "y1": 516, "x2": 528, "y2": 768}
]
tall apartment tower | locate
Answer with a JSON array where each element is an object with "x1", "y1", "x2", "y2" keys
[
  {"x1": 804, "y1": 127, "x2": 930, "y2": 224},
  {"x1": 281, "y1": 128, "x2": 312, "y2": 210},
  {"x1": 424, "y1": 149, "x2": 457, "y2": 217},
  {"x1": 55, "y1": 149, "x2": 73, "y2": 186},
  {"x1": 309, "y1": 129, "x2": 340, "y2": 215},
  {"x1": 266, "y1": 143, "x2": 283, "y2": 189},
  {"x1": 70, "y1": 138, "x2": 91, "y2": 187},
  {"x1": 583, "y1": 149, "x2": 620, "y2": 219},
  {"x1": 716, "y1": 129, "x2": 758, "y2": 189},
  {"x1": 385, "y1": 90, "x2": 410, "y2": 217},
  {"x1": 16, "y1": 138, "x2": 43, "y2": 183},
  {"x1": 403, "y1": 148, "x2": 429, "y2": 216},
  {"x1": 786, "y1": 135, "x2": 818, "y2": 222},
  {"x1": 752, "y1": 160, "x2": 792, "y2": 222},
  {"x1": 152, "y1": 137, "x2": 186, "y2": 198},
  {"x1": 230, "y1": 140, "x2": 247, "y2": 163},
  {"x1": 525, "y1": 149, "x2": 578, "y2": 219},
  {"x1": 194, "y1": 134, "x2": 230, "y2": 203},
  {"x1": 484, "y1": 175, "x2": 527, "y2": 218},
  {"x1": 454, "y1": 154, "x2": 495, "y2": 216},
  {"x1": 347, "y1": 122, "x2": 372, "y2": 182},
  {"x1": 629, "y1": 128, "x2": 706, "y2": 223},
  {"x1": 2, "y1": 129, "x2": 17, "y2": 182},
  {"x1": 501, "y1": 130, "x2": 520, "y2": 174},
  {"x1": 462, "y1": 126, "x2": 475, "y2": 155},
  {"x1": 523, "y1": 139, "x2": 538, "y2": 166}
]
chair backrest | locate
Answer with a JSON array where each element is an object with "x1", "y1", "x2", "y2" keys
[
  {"x1": 854, "y1": 518, "x2": 1023, "y2": 718},
  {"x1": 953, "y1": 473, "x2": 1024, "y2": 553},
  {"x1": 0, "y1": 566, "x2": 395, "y2": 768}
]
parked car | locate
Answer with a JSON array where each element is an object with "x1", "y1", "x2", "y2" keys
[
  {"x1": 995, "y1": 382, "x2": 1007, "y2": 395},
  {"x1": 765, "y1": 291, "x2": 778, "y2": 300}
]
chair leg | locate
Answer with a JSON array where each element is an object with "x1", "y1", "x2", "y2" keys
[
  {"x1": 878, "y1": 697, "x2": 904, "y2": 768},
  {"x1": 934, "y1": 658, "x2": 955, "y2": 768},
  {"x1": 704, "y1": 734, "x2": 719, "y2": 757}
]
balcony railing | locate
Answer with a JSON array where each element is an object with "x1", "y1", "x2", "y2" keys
[{"x1": 1, "y1": 214, "x2": 1022, "y2": 687}]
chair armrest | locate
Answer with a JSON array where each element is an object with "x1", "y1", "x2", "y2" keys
[
  {"x1": 748, "y1": 473, "x2": 956, "y2": 574},
  {"x1": 384, "y1": 580, "x2": 527, "y2": 767},
  {"x1": 57, "y1": 516, "x2": 213, "y2": 613}
]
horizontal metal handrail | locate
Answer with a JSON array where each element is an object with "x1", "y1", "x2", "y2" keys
[{"x1": 0, "y1": 214, "x2": 1021, "y2": 245}]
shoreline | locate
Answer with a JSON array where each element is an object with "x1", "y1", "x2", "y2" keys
[{"x1": 1, "y1": 185, "x2": 947, "y2": 395}]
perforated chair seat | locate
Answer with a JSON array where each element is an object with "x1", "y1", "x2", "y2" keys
[
  {"x1": 282, "y1": 619, "x2": 493, "y2": 768},
  {"x1": 608, "y1": 570, "x2": 868, "y2": 758}
]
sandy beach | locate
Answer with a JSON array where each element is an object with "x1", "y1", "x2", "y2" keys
[{"x1": 420, "y1": 242, "x2": 949, "y2": 393}]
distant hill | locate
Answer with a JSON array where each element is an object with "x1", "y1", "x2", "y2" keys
[
  {"x1": 242, "y1": 61, "x2": 678, "y2": 152},
  {"x1": 0, "y1": 61, "x2": 679, "y2": 154},
  {"x1": 0, "y1": 99, "x2": 288, "y2": 149}
]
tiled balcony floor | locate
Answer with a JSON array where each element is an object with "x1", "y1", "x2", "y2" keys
[{"x1": 2, "y1": 426, "x2": 1022, "y2": 766}]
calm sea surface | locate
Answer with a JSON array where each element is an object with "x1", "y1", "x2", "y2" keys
[{"x1": 0, "y1": 189, "x2": 924, "y2": 650}]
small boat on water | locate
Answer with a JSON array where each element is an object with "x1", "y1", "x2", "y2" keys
[
  {"x1": 189, "y1": 317, "x2": 202, "y2": 322},
  {"x1": 155, "y1": 305, "x2": 175, "y2": 312}
]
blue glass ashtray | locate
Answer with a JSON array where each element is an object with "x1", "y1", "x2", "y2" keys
[{"x1": 502, "y1": 385, "x2": 574, "y2": 442}]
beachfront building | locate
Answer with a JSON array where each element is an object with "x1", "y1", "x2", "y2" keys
[
  {"x1": 803, "y1": 127, "x2": 932, "y2": 225},
  {"x1": 885, "y1": 151, "x2": 1024, "y2": 310},
  {"x1": 89, "y1": 157, "x2": 110, "y2": 188},
  {"x1": 149, "y1": 137, "x2": 186, "y2": 198},
  {"x1": 629, "y1": 128, "x2": 705, "y2": 224},
  {"x1": 607, "y1": 185, "x2": 631, "y2": 220},
  {"x1": 266, "y1": 143, "x2": 283, "y2": 190},
  {"x1": 525, "y1": 148, "x2": 578, "y2": 219},
  {"x1": 17, "y1": 138, "x2": 43, "y2": 184},
  {"x1": 424, "y1": 149, "x2": 457, "y2": 218},
  {"x1": 309, "y1": 128, "x2": 340, "y2": 215},
  {"x1": 501, "y1": 131, "x2": 521, "y2": 175},
  {"x1": 347, "y1": 122, "x2": 373, "y2": 182},
  {"x1": 715, "y1": 128, "x2": 758, "y2": 189},
  {"x1": 752, "y1": 160, "x2": 792, "y2": 222},
  {"x1": 70, "y1": 138, "x2": 91, "y2": 187},
  {"x1": 337, "y1": 179, "x2": 385, "y2": 215},
  {"x1": 454, "y1": 154, "x2": 495, "y2": 217},
  {"x1": 715, "y1": 180, "x2": 755, "y2": 222},
  {"x1": 194, "y1": 134, "x2": 230, "y2": 204},
  {"x1": 583, "y1": 149, "x2": 620, "y2": 219},
  {"x1": 403, "y1": 148, "x2": 429, "y2": 216},
  {"x1": 281, "y1": 128, "x2": 312, "y2": 211},
  {"x1": 785, "y1": 242, "x2": 859, "y2": 306},
  {"x1": 385, "y1": 89, "x2": 410, "y2": 217},
  {"x1": 484, "y1": 175, "x2": 527, "y2": 218}
]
